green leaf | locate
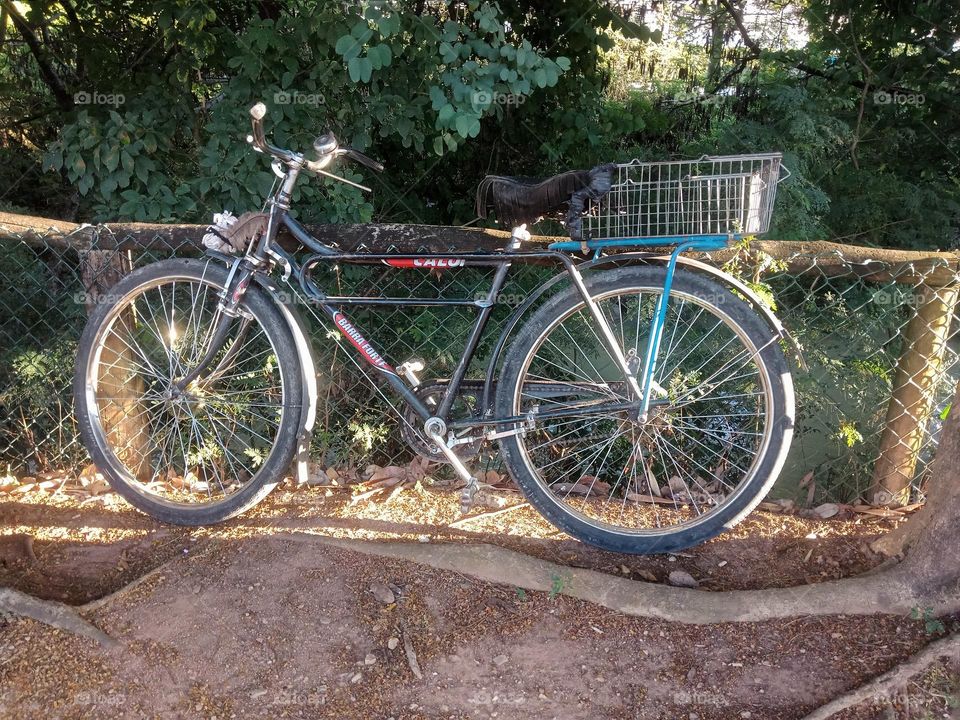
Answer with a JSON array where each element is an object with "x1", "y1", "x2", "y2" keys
[
  {"x1": 135, "y1": 155, "x2": 151, "y2": 185},
  {"x1": 335, "y1": 34, "x2": 356, "y2": 56},
  {"x1": 433, "y1": 136, "x2": 444, "y2": 156},
  {"x1": 77, "y1": 174, "x2": 94, "y2": 196},
  {"x1": 439, "y1": 42, "x2": 457, "y2": 64},
  {"x1": 556, "y1": 56, "x2": 571, "y2": 71},
  {"x1": 429, "y1": 85, "x2": 447, "y2": 110},
  {"x1": 103, "y1": 146, "x2": 120, "y2": 172},
  {"x1": 358, "y1": 57, "x2": 373, "y2": 82},
  {"x1": 46, "y1": 149, "x2": 64, "y2": 172},
  {"x1": 454, "y1": 113, "x2": 481, "y2": 138},
  {"x1": 348, "y1": 57, "x2": 362, "y2": 82},
  {"x1": 350, "y1": 20, "x2": 370, "y2": 39},
  {"x1": 437, "y1": 103, "x2": 455, "y2": 125}
]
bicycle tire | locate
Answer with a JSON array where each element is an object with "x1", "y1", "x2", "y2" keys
[
  {"x1": 496, "y1": 265, "x2": 794, "y2": 554},
  {"x1": 74, "y1": 258, "x2": 303, "y2": 525}
]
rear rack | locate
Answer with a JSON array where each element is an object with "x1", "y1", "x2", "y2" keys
[{"x1": 583, "y1": 153, "x2": 787, "y2": 243}]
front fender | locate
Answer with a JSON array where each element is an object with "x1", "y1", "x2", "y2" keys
[
  {"x1": 253, "y1": 273, "x2": 319, "y2": 484},
  {"x1": 204, "y1": 251, "x2": 319, "y2": 483}
]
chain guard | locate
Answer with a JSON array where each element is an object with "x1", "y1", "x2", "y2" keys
[{"x1": 401, "y1": 380, "x2": 488, "y2": 463}]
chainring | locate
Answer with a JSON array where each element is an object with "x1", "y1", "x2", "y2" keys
[{"x1": 401, "y1": 380, "x2": 488, "y2": 463}]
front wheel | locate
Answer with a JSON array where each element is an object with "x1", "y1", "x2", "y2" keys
[
  {"x1": 496, "y1": 266, "x2": 794, "y2": 554},
  {"x1": 74, "y1": 258, "x2": 303, "y2": 525}
]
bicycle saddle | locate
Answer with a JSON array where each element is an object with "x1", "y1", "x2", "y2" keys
[{"x1": 475, "y1": 163, "x2": 615, "y2": 241}]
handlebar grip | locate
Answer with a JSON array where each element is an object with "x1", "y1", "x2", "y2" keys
[{"x1": 347, "y1": 148, "x2": 385, "y2": 173}]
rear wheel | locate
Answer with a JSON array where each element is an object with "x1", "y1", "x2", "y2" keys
[
  {"x1": 496, "y1": 266, "x2": 793, "y2": 554},
  {"x1": 74, "y1": 258, "x2": 303, "y2": 525}
]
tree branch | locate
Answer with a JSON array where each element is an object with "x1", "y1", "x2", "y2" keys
[
  {"x1": 715, "y1": 0, "x2": 922, "y2": 97},
  {"x1": 716, "y1": 0, "x2": 760, "y2": 55},
  {"x1": 0, "y1": 3, "x2": 8, "y2": 50},
  {"x1": 1, "y1": 0, "x2": 73, "y2": 111}
]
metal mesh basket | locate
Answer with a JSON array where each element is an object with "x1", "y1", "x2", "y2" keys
[{"x1": 585, "y1": 153, "x2": 786, "y2": 241}]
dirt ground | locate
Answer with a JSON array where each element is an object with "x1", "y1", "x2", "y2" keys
[{"x1": 1, "y1": 478, "x2": 957, "y2": 719}]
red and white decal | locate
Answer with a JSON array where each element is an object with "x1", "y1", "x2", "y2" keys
[
  {"x1": 381, "y1": 258, "x2": 466, "y2": 269},
  {"x1": 333, "y1": 312, "x2": 395, "y2": 373}
]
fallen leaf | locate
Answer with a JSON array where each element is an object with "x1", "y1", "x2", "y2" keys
[{"x1": 369, "y1": 581, "x2": 396, "y2": 605}]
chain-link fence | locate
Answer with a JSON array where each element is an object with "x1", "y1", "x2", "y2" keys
[{"x1": 1, "y1": 214, "x2": 957, "y2": 506}]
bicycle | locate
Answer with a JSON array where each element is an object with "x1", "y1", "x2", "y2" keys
[{"x1": 73, "y1": 102, "x2": 796, "y2": 554}]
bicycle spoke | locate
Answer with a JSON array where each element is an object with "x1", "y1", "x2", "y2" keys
[
  {"x1": 89, "y1": 272, "x2": 290, "y2": 506},
  {"x1": 509, "y1": 277, "x2": 777, "y2": 536}
]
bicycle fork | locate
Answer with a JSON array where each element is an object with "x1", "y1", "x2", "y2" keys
[{"x1": 173, "y1": 258, "x2": 256, "y2": 393}]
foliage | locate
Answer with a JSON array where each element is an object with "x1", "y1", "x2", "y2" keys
[
  {"x1": 19, "y1": 1, "x2": 578, "y2": 225},
  {"x1": 911, "y1": 606, "x2": 947, "y2": 636}
]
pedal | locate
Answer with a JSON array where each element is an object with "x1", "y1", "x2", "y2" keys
[
  {"x1": 397, "y1": 360, "x2": 425, "y2": 388},
  {"x1": 424, "y1": 418, "x2": 482, "y2": 515},
  {"x1": 460, "y1": 477, "x2": 480, "y2": 514}
]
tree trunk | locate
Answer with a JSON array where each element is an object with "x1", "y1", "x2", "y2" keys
[
  {"x1": 870, "y1": 284, "x2": 959, "y2": 505},
  {"x1": 872, "y1": 382, "x2": 960, "y2": 568},
  {"x1": 79, "y1": 250, "x2": 151, "y2": 481}
]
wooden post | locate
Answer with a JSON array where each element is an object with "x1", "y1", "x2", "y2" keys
[
  {"x1": 79, "y1": 248, "x2": 151, "y2": 481},
  {"x1": 870, "y1": 283, "x2": 959, "y2": 506}
]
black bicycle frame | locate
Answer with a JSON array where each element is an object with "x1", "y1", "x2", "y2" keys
[{"x1": 288, "y1": 215, "x2": 580, "y2": 421}]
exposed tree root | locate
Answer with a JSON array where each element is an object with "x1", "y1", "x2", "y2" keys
[
  {"x1": 81, "y1": 539, "x2": 218, "y2": 613},
  {"x1": 0, "y1": 586, "x2": 117, "y2": 648},
  {"x1": 799, "y1": 632, "x2": 960, "y2": 720},
  {"x1": 283, "y1": 534, "x2": 958, "y2": 623}
]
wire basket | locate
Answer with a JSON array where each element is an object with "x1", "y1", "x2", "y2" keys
[{"x1": 585, "y1": 153, "x2": 787, "y2": 241}]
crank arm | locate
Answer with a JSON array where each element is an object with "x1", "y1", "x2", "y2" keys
[
  {"x1": 448, "y1": 424, "x2": 528, "y2": 447},
  {"x1": 426, "y1": 428, "x2": 481, "y2": 514}
]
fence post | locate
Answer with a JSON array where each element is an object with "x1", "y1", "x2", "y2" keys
[
  {"x1": 870, "y1": 282, "x2": 959, "y2": 505},
  {"x1": 78, "y1": 245, "x2": 152, "y2": 481}
]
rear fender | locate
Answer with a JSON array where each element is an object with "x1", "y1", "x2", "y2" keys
[{"x1": 481, "y1": 252, "x2": 804, "y2": 412}]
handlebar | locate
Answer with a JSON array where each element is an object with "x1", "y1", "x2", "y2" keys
[
  {"x1": 247, "y1": 102, "x2": 384, "y2": 180},
  {"x1": 247, "y1": 103, "x2": 296, "y2": 163},
  {"x1": 345, "y1": 147, "x2": 385, "y2": 173}
]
